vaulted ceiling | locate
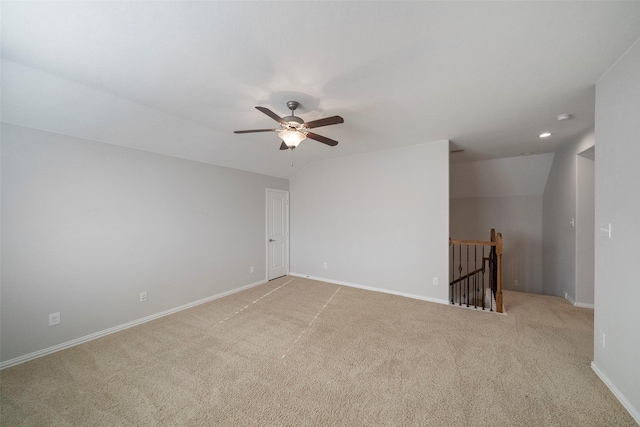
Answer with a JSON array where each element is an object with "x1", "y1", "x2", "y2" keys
[{"x1": 2, "y1": 2, "x2": 640, "y2": 179}]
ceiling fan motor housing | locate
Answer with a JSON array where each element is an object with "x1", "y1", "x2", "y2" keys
[
  {"x1": 283, "y1": 101, "x2": 304, "y2": 129},
  {"x1": 282, "y1": 115, "x2": 304, "y2": 128}
]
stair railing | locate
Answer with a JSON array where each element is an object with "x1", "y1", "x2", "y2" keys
[{"x1": 449, "y1": 229, "x2": 503, "y2": 313}]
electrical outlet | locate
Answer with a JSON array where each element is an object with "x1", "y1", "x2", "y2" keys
[
  {"x1": 250, "y1": 266, "x2": 255, "y2": 273},
  {"x1": 49, "y1": 312, "x2": 60, "y2": 326},
  {"x1": 432, "y1": 277, "x2": 439, "y2": 286},
  {"x1": 514, "y1": 279, "x2": 519, "y2": 287},
  {"x1": 323, "y1": 262, "x2": 328, "y2": 269},
  {"x1": 140, "y1": 291, "x2": 148, "y2": 302}
]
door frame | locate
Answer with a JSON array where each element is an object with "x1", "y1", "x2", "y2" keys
[
  {"x1": 574, "y1": 147, "x2": 595, "y2": 308},
  {"x1": 265, "y1": 188, "x2": 290, "y2": 280}
]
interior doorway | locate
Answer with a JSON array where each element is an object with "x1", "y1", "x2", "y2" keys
[
  {"x1": 266, "y1": 188, "x2": 289, "y2": 280},
  {"x1": 575, "y1": 147, "x2": 595, "y2": 307}
]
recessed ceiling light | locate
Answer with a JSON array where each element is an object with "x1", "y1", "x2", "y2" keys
[
  {"x1": 556, "y1": 113, "x2": 572, "y2": 121},
  {"x1": 539, "y1": 132, "x2": 552, "y2": 138}
]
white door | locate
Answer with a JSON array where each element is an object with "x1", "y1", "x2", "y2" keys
[{"x1": 267, "y1": 189, "x2": 289, "y2": 280}]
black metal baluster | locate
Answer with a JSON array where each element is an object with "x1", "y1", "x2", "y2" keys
[
  {"x1": 482, "y1": 246, "x2": 486, "y2": 310},
  {"x1": 489, "y1": 248, "x2": 494, "y2": 312},
  {"x1": 451, "y1": 243, "x2": 455, "y2": 304},
  {"x1": 458, "y1": 244, "x2": 462, "y2": 306},
  {"x1": 474, "y1": 245, "x2": 477, "y2": 308},
  {"x1": 466, "y1": 245, "x2": 470, "y2": 307}
]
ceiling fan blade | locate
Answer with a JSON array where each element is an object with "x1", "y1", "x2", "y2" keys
[
  {"x1": 234, "y1": 129, "x2": 278, "y2": 134},
  {"x1": 280, "y1": 141, "x2": 289, "y2": 150},
  {"x1": 306, "y1": 132, "x2": 338, "y2": 147},
  {"x1": 304, "y1": 115, "x2": 344, "y2": 129},
  {"x1": 255, "y1": 106, "x2": 288, "y2": 125}
]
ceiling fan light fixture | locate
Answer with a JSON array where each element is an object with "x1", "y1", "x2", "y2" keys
[{"x1": 279, "y1": 130, "x2": 306, "y2": 148}]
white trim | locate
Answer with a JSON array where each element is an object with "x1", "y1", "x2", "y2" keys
[
  {"x1": 574, "y1": 301, "x2": 594, "y2": 309},
  {"x1": 266, "y1": 188, "x2": 290, "y2": 281},
  {"x1": 0, "y1": 279, "x2": 267, "y2": 370},
  {"x1": 289, "y1": 273, "x2": 450, "y2": 306},
  {"x1": 591, "y1": 361, "x2": 640, "y2": 424},
  {"x1": 564, "y1": 292, "x2": 576, "y2": 305},
  {"x1": 565, "y1": 292, "x2": 594, "y2": 309}
]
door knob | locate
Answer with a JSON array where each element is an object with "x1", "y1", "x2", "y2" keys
[{"x1": 269, "y1": 239, "x2": 276, "y2": 242}]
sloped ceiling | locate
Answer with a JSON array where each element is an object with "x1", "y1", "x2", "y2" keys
[
  {"x1": 2, "y1": 1, "x2": 640, "y2": 179},
  {"x1": 450, "y1": 153, "x2": 555, "y2": 198}
]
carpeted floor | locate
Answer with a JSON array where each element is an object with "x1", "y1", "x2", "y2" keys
[{"x1": 0, "y1": 276, "x2": 635, "y2": 426}]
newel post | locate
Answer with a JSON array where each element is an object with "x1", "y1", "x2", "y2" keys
[{"x1": 496, "y1": 232, "x2": 503, "y2": 313}]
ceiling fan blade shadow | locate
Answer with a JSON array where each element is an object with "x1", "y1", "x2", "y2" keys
[
  {"x1": 304, "y1": 115, "x2": 344, "y2": 129},
  {"x1": 280, "y1": 141, "x2": 289, "y2": 150},
  {"x1": 234, "y1": 129, "x2": 278, "y2": 134},
  {"x1": 255, "y1": 107, "x2": 288, "y2": 125},
  {"x1": 306, "y1": 132, "x2": 338, "y2": 147}
]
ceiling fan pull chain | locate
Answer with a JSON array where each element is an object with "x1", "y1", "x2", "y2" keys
[{"x1": 291, "y1": 147, "x2": 295, "y2": 167}]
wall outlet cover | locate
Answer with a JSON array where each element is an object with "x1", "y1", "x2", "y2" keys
[{"x1": 49, "y1": 312, "x2": 60, "y2": 326}]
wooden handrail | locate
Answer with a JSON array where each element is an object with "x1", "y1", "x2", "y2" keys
[
  {"x1": 449, "y1": 228, "x2": 504, "y2": 313},
  {"x1": 450, "y1": 255, "x2": 493, "y2": 286},
  {"x1": 449, "y1": 238, "x2": 497, "y2": 246},
  {"x1": 450, "y1": 266, "x2": 485, "y2": 286}
]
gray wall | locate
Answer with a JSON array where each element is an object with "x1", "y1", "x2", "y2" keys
[
  {"x1": 290, "y1": 141, "x2": 450, "y2": 303},
  {"x1": 1, "y1": 124, "x2": 288, "y2": 363},
  {"x1": 450, "y1": 154, "x2": 553, "y2": 295},
  {"x1": 450, "y1": 196, "x2": 543, "y2": 294},
  {"x1": 594, "y1": 39, "x2": 640, "y2": 420},
  {"x1": 541, "y1": 131, "x2": 595, "y2": 298}
]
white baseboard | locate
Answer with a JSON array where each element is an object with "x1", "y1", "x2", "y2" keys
[
  {"x1": 564, "y1": 292, "x2": 594, "y2": 309},
  {"x1": 591, "y1": 361, "x2": 640, "y2": 424},
  {"x1": 0, "y1": 279, "x2": 267, "y2": 370},
  {"x1": 289, "y1": 272, "x2": 450, "y2": 306},
  {"x1": 564, "y1": 292, "x2": 576, "y2": 305},
  {"x1": 574, "y1": 301, "x2": 594, "y2": 309}
]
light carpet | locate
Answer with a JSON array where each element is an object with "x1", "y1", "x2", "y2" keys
[{"x1": 0, "y1": 276, "x2": 635, "y2": 426}]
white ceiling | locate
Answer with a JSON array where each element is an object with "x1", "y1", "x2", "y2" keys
[{"x1": 2, "y1": 1, "x2": 640, "y2": 179}]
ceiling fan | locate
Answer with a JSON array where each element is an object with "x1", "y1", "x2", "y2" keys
[{"x1": 234, "y1": 101, "x2": 344, "y2": 150}]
